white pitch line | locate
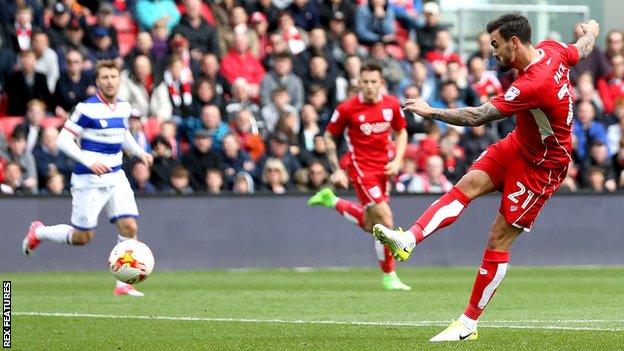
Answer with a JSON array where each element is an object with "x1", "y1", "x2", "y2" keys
[{"x1": 13, "y1": 312, "x2": 624, "y2": 332}]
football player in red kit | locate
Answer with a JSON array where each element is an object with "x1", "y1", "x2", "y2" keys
[
  {"x1": 372, "y1": 15, "x2": 600, "y2": 340},
  {"x1": 308, "y1": 60, "x2": 410, "y2": 290}
]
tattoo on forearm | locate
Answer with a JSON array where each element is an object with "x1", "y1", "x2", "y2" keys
[
  {"x1": 429, "y1": 102, "x2": 506, "y2": 127},
  {"x1": 574, "y1": 33, "x2": 596, "y2": 59}
]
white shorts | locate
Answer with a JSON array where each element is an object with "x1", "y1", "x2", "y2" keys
[{"x1": 70, "y1": 175, "x2": 139, "y2": 230}]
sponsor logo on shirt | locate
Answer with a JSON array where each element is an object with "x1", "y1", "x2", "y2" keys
[
  {"x1": 382, "y1": 108, "x2": 393, "y2": 122},
  {"x1": 359, "y1": 122, "x2": 391, "y2": 135},
  {"x1": 504, "y1": 86, "x2": 520, "y2": 101}
]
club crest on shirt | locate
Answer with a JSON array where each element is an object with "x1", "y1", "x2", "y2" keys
[
  {"x1": 382, "y1": 108, "x2": 393, "y2": 122},
  {"x1": 99, "y1": 119, "x2": 108, "y2": 128},
  {"x1": 358, "y1": 114, "x2": 366, "y2": 122},
  {"x1": 504, "y1": 86, "x2": 520, "y2": 101}
]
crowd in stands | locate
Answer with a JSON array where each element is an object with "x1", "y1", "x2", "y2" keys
[{"x1": 0, "y1": 0, "x2": 623, "y2": 196}]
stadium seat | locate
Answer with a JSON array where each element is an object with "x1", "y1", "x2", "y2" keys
[
  {"x1": 0, "y1": 116, "x2": 25, "y2": 140},
  {"x1": 143, "y1": 118, "x2": 162, "y2": 142},
  {"x1": 112, "y1": 14, "x2": 138, "y2": 57},
  {"x1": 40, "y1": 117, "x2": 65, "y2": 130}
]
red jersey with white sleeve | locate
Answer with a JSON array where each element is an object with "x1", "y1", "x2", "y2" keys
[
  {"x1": 327, "y1": 93, "x2": 406, "y2": 176},
  {"x1": 489, "y1": 39, "x2": 579, "y2": 169}
]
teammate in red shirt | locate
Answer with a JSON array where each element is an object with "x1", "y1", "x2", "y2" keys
[
  {"x1": 372, "y1": 14, "x2": 600, "y2": 340},
  {"x1": 307, "y1": 61, "x2": 410, "y2": 290}
]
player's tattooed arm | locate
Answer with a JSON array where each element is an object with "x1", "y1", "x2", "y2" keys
[
  {"x1": 574, "y1": 19, "x2": 600, "y2": 60},
  {"x1": 404, "y1": 100, "x2": 507, "y2": 127}
]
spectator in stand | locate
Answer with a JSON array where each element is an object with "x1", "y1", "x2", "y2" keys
[
  {"x1": 205, "y1": 168, "x2": 225, "y2": 193},
  {"x1": 320, "y1": 0, "x2": 356, "y2": 29},
  {"x1": 261, "y1": 157, "x2": 290, "y2": 194},
  {"x1": 399, "y1": 40, "x2": 422, "y2": 81},
  {"x1": 294, "y1": 27, "x2": 339, "y2": 77},
  {"x1": 261, "y1": 87, "x2": 299, "y2": 134},
  {"x1": 446, "y1": 61, "x2": 478, "y2": 107},
  {"x1": 89, "y1": 26, "x2": 120, "y2": 62},
  {"x1": 0, "y1": 130, "x2": 37, "y2": 193},
  {"x1": 298, "y1": 133, "x2": 332, "y2": 172},
  {"x1": 569, "y1": 22, "x2": 611, "y2": 84},
  {"x1": 260, "y1": 52, "x2": 305, "y2": 109},
  {"x1": 0, "y1": 45, "x2": 16, "y2": 93},
  {"x1": 14, "y1": 99, "x2": 45, "y2": 153},
  {"x1": 262, "y1": 32, "x2": 290, "y2": 70},
  {"x1": 401, "y1": 85, "x2": 432, "y2": 139},
  {"x1": 119, "y1": 55, "x2": 168, "y2": 121},
  {"x1": 173, "y1": 0, "x2": 220, "y2": 60},
  {"x1": 278, "y1": 11, "x2": 310, "y2": 56},
  {"x1": 62, "y1": 19, "x2": 93, "y2": 69},
  {"x1": 55, "y1": 50, "x2": 96, "y2": 117},
  {"x1": 225, "y1": 77, "x2": 262, "y2": 125},
  {"x1": 153, "y1": 56, "x2": 195, "y2": 130},
  {"x1": 573, "y1": 100, "x2": 608, "y2": 162},
  {"x1": 217, "y1": 6, "x2": 260, "y2": 59},
  {"x1": 85, "y1": 3, "x2": 119, "y2": 52},
  {"x1": 246, "y1": 0, "x2": 280, "y2": 33},
  {"x1": 181, "y1": 129, "x2": 224, "y2": 190},
  {"x1": 201, "y1": 105, "x2": 230, "y2": 151},
  {"x1": 304, "y1": 55, "x2": 338, "y2": 109},
  {"x1": 586, "y1": 166, "x2": 607, "y2": 192},
  {"x1": 336, "y1": 54, "x2": 361, "y2": 102},
  {"x1": 607, "y1": 100, "x2": 624, "y2": 155},
  {"x1": 425, "y1": 29, "x2": 461, "y2": 79},
  {"x1": 42, "y1": 171, "x2": 67, "y2": 195},
  {"x1": 233, "y1": 171, "x2": 255, "y2": 194},
  {"x1": 469, "y1": 56, "x2": 503, "y2": 104},
  {"x1": 307, "y1": 84, "x2": 333, "y2": 127},
  {"x1": 221, "y1": 133, "x2": 256, "y2": 187},
  {"x1": 298, "y1": 104, "x2": 321, "y2": 152},
  {"x1": 333, "y1": 31, "x2": 368, "y2": 68},
  {"x1": 355, "y1": 0, "x2": 396, "y2": 46},
  {"x1": 401, "y1": 155, "x2": 453, "y2": 193},
  {"x1": 416, "y1": 1, "x2": 446, "y2": 54},
  {"x1": 47, "y1": 2, "x2": 72, "y2": 50},
  {"x1": 401, "y1": 60, "x2": 436, "y2": 103},
  {"x1": 124, "y1": 31, "x2": 159, "y2": 72},
  {"x1": 258, "y1": 131, "x2": 302, "y2": 180},
  {"x1": 150, "y1": 18, "x2": 171, "y2": 62},
  {"x1": 32, "y1": 31, "x2": 59, "y2": 94},
  {"x1": 6, "y1": 49, "x2": 52, "y2": 116},
  {"x1": 597, "y1": 54, "x2": 624, "y2": 115},
  {"x1": 369, "y1": 42, "x2": 403, "y2": 94},
  {"x1": 128, "y1": 112, "x2": 151, "y2": 152},
  {"x1": 575, "y1": 72, "x2": 605, "y2": 118},
  {"x1": 388, "y1": 0, "x2": 421, "y2": 31},
  {"x1": 149, "y1": 135, "x2": 179, "y2": 191},
  {"x1": 439, "y1": 129, "x2": 468, "y2": 184},
  {"x1": 135, "y1": 0, "x2": 181, "y2": 32},
  {"x1": 129, "y1": 159, "x2": 157, "y2": 195},
  {"x1": 468, "y1": 32, "x2": 498, "y2": 72},
  {"x1": 581, "y1": 141, "x2": 617, "y2": 192},
  {"x1": 0, "y1": 161, "x2": 33, "y2": 195},
  {"x1": 168, "y1": 34, "x2": 201, "y2": 78},
  {"x1": 275, "y1": 111, "x2": 301, "y2": 156},
  {"x1": 430, "y1": 81, "x2": 467, "y2": 133},
  {"x1": 461, "y1": 125, "x2": 498, "y2": 163},
  {"x1": 559, "y1": 161, "x2": 579, "y2": 192},
  {"x1": 605, "y1": 29, "x2": 624, "y2": 61},
  {"x1": 160, "y1": 120, "x2": 180, "y2": 158},
  {"x1": 2, "y1": 5, "x2": 38, "y2": 53},
  {"x1": 220, "y1": 32, "x2": 266, "y2": 100},
  {"x1": 230, "y1": 108, "x2": 266, "y2": 161},
  {"x1": 326, "y1": 10, "x2": 348, "y2": 47},
  {"x1": 287, "y1": 0, "x2": 321, "y2": 32},
  {"x1": 250, "y1": 11, "x2": 271, "y2": 61},
  {"x1": 294, "y1": 159, "x2": 330, "y2": 192},
  {"x1": 199, "y1": 53, "x2": 231, "y2": 100},
  {"x1": 33, "y1": 127, "x2": 74, "y2": 189},
  {"x1": 168, "y1": 165, "x2": 194, "y2": 194},
  {"x1": 192, "y1": 78, "x2": 223, "y2": 116}
]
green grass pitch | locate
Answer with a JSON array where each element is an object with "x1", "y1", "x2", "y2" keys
[{"x1": 4, "y1": 267, "x2": 623, "y2": 350}]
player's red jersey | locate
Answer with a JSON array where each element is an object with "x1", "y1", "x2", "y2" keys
[
  {"x1": 490, "y1": 40, "x2": 579, "y2": 169},
  {"x1": 327, "y1": 93, "x2": 406, "y2": 175}
]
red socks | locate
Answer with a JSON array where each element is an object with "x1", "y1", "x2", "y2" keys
[
  {"x1": 464, "y1": 249, "x2": 510, "y2": 320},
  {"x1": 409, "y1": 187, "x2": 471, "y2": 243},
  {"x1": 335, "y1": 198, "x2": 365, "y2": 228},
  {"x1": 375, "y1": 241, "x2": 396, "y2": 273}
]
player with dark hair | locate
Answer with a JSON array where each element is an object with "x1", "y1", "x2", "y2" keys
[
  {"x1": 308, "y1": 60, "x2": 411, "y2": 290},
  {"x1": 372, "y1": 14, "x2": 600, "y2": 340}
]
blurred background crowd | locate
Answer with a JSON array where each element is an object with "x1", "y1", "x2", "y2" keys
[{"x1": 0, "y1": 0, "x2": 623, "y2": 195}]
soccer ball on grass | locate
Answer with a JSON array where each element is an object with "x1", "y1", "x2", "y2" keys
[{"x1": 108, "y1": 239, "x2": 154, "y2": 284}]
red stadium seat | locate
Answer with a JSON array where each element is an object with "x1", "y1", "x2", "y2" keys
[
  {"x1": 0, "y1": 116, "x2": 25, "y2": 140},
  {"x1": 41, "y1": 117, "x2": 65, "y2": 130},
  {"x1": 112, "y1": 14, "x2": 138, "y2": 57},
  {"x1": 143, "y1": 118, "x2": 162, "y2": 142}
]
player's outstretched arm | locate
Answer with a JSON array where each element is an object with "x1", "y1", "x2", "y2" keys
[
  {"x1": 404, "y1": 99, "x2": 506, "y2": 127},
  {"x1": 574, "y1": 19, "x2": 600, "y2": 60}
]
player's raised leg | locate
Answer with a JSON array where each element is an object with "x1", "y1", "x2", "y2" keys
[
  {"x1": 372, "y1": 170, "x2": 496, "y2": 261},
  {"x1": 308, "y1": 188, "x2": 366, "y2": 228},
  {"x1": 430, "y1": 214, "x2": 520, "y2": 341}
]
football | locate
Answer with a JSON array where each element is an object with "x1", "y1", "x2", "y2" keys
[{"x1": 108, "y1": 239, "x2": 155, "y2": 284}]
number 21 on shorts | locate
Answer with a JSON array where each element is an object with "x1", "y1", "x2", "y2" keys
[{"x1": 507, "y1": 181, "x2": 535, "y2": 211}]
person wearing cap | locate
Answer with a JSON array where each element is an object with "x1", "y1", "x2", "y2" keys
[
  {"x1": 136, "y1": 0, "x2": 181, "y2": 32},
  {"x1": 416, "y1": 1, "x2": 448, "y2": 54},
  {"x1": 181, "y1": 128, "x2": 225, "y2": 190},
  {"x1": 89, "y1": 26, "x2": 120, "y2": 61},
  {"x1": 245, "y1": 0, "x2": 280, "y2": 32},
  {"x1": 47, "y1": 2, "x2": 72, "y2": 49},
  {"x1": 172, "y1": 0, "x2": 219, "y2": 58},
  {"x1": 86, "y1": 2, "x2": 119, "y2": 51}
]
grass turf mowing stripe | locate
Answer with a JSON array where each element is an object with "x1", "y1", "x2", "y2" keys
[{"x1": 14, "y1": 312, "x2": 624, "y2": 332}]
